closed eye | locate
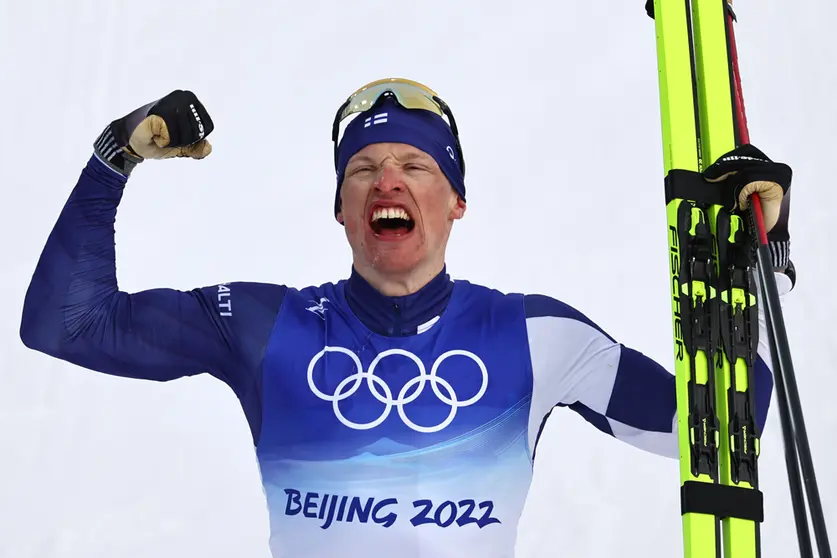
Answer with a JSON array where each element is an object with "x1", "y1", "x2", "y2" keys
[
  {"x1": 404, "y1": 163, "x2": 430, "y2": 172},
  {"x1": 347, "y1": 165, "x2": 375, "y2": 176}
]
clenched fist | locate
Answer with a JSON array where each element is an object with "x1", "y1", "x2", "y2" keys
[
  {"x1": 94, "y1": 90, "x2": 214, "y2": 176},
  {"x1": 702, "y1": 144, "x2": 792, "y2": 233}
]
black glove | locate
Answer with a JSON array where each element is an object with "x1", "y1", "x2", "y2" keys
[
  {"x1": 704, "y1": 144, "x2": 795, "y2": 283},
  {"x1": 94, "y1": 90, "x2": 214, "y2": 176},
  {"x1": 702, "y1": 143, "x2": 792, "y2": 234}
]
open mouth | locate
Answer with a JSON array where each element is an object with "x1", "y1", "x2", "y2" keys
[{"x1": 369, "y1": 206, "x2": 416, "y2": 237}]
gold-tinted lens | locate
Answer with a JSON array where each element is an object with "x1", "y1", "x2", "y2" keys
[
  {"x1": 331, "y1": 77, "x2": 465, "y2": 177},
  {"x1": 338, "y1": 78, "x2": 444, "y2": 123}
]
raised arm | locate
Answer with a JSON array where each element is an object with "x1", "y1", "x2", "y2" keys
[{"x1": 19, "y1": 92, "x2": 286, "y2": 442}]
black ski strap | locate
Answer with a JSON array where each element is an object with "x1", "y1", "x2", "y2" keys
[
  {"x1": 681, "y1": 480, "x2": 764, "y2": 522},
  {"x1": 665, "y1": 169, "x2": 732, "y2": 208}
]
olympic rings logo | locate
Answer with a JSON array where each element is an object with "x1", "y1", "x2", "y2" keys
[{"x1": 307, "y1": 347, "x2": 488, "y2": 433}]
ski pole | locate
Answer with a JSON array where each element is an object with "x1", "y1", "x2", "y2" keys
[
  {"x1": 749, "y1": 195, "x2": 832, "y2": 558},
  {"x1": 749, "y1": 196, "x2": 814, "y2": 558},
  {"x1": 725, "y1": 2, "x2": 833, "y2": 554},
  {"x1": 723, "y1": 5, "x2": 817, "y2": 556}
]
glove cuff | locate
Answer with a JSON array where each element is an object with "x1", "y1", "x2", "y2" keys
[
  {"x1": 768, "y1": 239, "x2": 790, "y2": 270},
  {"x1": 93, "y1": 122, "x2": 144, "y2": 177},
  {"x1": 768, "y1": 239, "x2": 796, "y2": 290}
]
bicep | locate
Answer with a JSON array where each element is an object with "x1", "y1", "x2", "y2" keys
[
  {"x1": 31, "y1": 281, "x2": 284, "y2": 396},
  {"x1": 525, "y1": 298, "x2": 679, "y2": 459},
  {"x1": 49, "y1": 285, "x2": 234, "y2": 382},
  {"x1": 558, "y1": 343, "x2": 679, "y2": 459}
]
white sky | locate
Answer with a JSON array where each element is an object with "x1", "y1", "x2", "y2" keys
[{"x1": 1, "y1": 1, "x2": 834, "y2": 557}]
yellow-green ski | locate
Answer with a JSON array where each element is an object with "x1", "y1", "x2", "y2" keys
[
  {"x1": 649, "y1": 0, "x2": 764, "y2": 556},
  {"x1": 653, "y1": 0, "x2": 721, "y2": 555},
  {"x1": 694, "y1": 0, "x2": 763, "y2": 555}
]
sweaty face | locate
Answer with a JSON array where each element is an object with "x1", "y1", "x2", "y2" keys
[{"x1": 337, "y1": 142, "x2": 466, "y2": 277}]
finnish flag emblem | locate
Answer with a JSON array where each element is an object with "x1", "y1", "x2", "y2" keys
[{"x1": 364, "y1": 112, "x2": 388, "y2": 128}]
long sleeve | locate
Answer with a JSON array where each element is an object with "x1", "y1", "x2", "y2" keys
[
  {"x1": 19, "y1": 154, "x2": 286, "y2": 442},
  {"x1": 523, "y1": 273, "x2": 791, "y2": 460}
]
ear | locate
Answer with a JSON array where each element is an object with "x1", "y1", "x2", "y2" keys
[
  {"x1": 450, "y1": 196, "x2": 467, "y2": 220},
  {"x1": 335, "y1": 192, "x2": 344, "y2": 224}
]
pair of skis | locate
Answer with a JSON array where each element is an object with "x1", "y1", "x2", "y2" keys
[{"x1": 647, "y1": 0, "x2": 832, "y2": 557}]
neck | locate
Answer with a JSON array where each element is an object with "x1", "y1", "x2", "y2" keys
[
  {"x1": 344, "y1": 264, "x2": 454, "y2": 337},
  {"x1": 352, "y1": 259, "x2": 445, "y2": 296}
]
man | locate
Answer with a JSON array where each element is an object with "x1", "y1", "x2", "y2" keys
[{"x1": 20, "y1": 79, "x2": 795, "y2": 557}]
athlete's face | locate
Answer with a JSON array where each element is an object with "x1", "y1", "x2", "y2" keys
[{"x1": 337, "y1": 142, "x2": 466, "y2": 281}]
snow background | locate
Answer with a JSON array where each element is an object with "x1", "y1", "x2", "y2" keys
[{"x1": 1, "y1": 1, "x2": 834, "y2": 556}]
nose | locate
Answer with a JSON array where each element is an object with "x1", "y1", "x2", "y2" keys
[{"x1": 374, "y1": 165, "x2": 404, "y2": 193}]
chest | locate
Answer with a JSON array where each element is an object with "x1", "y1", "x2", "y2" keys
[{"x1": 256, "y1": 290, "x2": 533, "y2": 460}]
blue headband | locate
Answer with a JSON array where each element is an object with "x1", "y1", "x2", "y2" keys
[{"x1": 334, "y1": 97, "x2": 466, "y2": 217}]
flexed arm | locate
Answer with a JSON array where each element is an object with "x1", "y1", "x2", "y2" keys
[{"x1": 19, "y1": 92, "x2": 286, "y2": 441}]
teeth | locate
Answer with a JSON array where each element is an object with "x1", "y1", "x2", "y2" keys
[{"x1": 372, "y1": 207, "x2": 411, "y2": 222}]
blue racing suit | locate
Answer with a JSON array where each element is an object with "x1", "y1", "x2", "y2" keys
[{"x1": 20, "y1": 154, "x2": 788, "y2": 558}]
